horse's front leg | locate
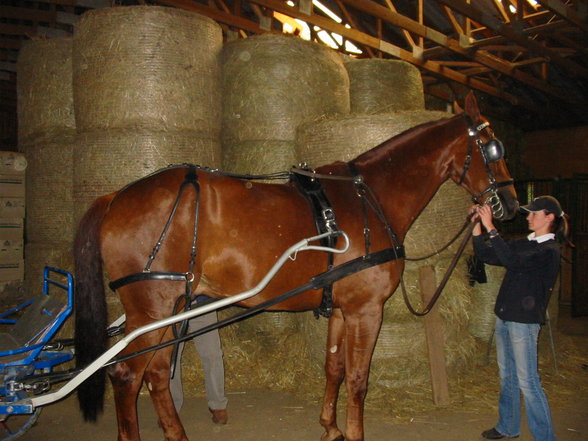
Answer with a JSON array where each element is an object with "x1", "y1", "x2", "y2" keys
[
  {"x1": 143, "y1": 339, "x2": 188, "y2": 441},
  {"x1": 342, "y1": 306, "x2": 383, "y2": 441},
  {"x1": 320, "y1": 308, "x2": 346, "y2": 441}
]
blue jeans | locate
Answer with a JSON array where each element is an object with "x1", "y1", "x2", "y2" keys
[{"x1": 494, "y1": 318, "x2": 556, "y2": 441}]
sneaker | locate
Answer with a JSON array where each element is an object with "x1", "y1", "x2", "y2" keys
[{"x1": 481, "y1": 428, "x2": 519, "y2": 439}]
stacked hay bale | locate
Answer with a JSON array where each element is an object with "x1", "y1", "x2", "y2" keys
[
  {"x1": 17, "y1": 38, "x2": 76, "y2": 296},
  {"x1": 72, "y1": 6, "x2": 222, "y2": 221},
  {"x1": 295, "y1": 59, "x2": 477, "y2": 394},
  {"x1": 221, "y1": 34, "x2": 350, "y2": 177},
  {"x1": 72, "y1": 6, "x2": 223, "y2": 327},
  {"x1": 345, "y1": 59, "x2": 425, "y2": 114},
  {"x1": 187, "y1": 35, "x2": 350, "y2": 394}
]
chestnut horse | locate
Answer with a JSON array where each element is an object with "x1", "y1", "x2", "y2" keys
[{"x1": 73, "y1": 92, "x2": 518, "y2": 441}]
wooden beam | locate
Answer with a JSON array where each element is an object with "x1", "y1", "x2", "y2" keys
[
  {"x1": 436, "y1": 0, "x2": 588, "y2": 80},
  {"x1": 382, "y1": 0, "x2": 416, "y2": 48},
  {"x1": 535, "y1": 0, "x2": 588, "y2": 34},
  {"x1": 157, "y1": 0, "x2": 266, "y2": 34},
  {"x1": 334, "y1": 0, "x2": 376, "y2": 57},
  {"x1": 419, "y1": 265, "x2": 450, "y2": 407},
  {"x1": 0, "y1": 39, "x2": 22, "y2": 51},
  {"x1": 1, "y1": 6, "x2": 57, "y2": 22},
  {"x1": 337, "y1": 0, "x2": 577, "y2": 103}
]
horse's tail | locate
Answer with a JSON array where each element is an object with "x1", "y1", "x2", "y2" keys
[{"x1": 73, "y1": 194, "x2": 113, "y2": 422}]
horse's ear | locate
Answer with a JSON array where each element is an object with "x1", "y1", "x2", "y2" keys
[{"x1": 464, "y1": 91, "x2": 480, "y2": 120}]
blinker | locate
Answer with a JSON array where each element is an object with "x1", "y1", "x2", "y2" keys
[{"x1": 482, "y1": 138, "x2": 505, "y2": 163}]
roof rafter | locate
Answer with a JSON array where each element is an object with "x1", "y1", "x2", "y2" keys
[{"x1": 435, "y1": 0, "x2": 588, "y2": 80}]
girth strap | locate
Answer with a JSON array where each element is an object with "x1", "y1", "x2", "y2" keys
[{"x1": 291, "y1": 168, "x2": 338, "y2": 318}]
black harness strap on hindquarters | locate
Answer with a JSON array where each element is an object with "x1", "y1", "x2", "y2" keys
[
  {"x1": 108, "y1": 166, "x2": 201, "y2": 377},
  {"x1": 291, "y1": 169, "x2": 337, "y2": 318},
  {"x1": 106, "y1": 245, "x2": 406, "y2": 367}
]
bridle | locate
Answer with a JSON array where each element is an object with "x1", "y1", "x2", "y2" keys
[{"x1": 458, "y1": 114, "x2": 513, "y2": 219}]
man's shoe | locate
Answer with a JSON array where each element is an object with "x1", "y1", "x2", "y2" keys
[
  {"x1": 481, "y1": 428, "x2": 519, "y2": 439},
  {"x1": 209, "y1": 408, "x2": 228, "y2": 425}
]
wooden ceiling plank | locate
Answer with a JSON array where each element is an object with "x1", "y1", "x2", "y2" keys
[
  {"x1": 535, "y1": 0, "x2": 588, "y2": 34},
  {"x1": 442, "y1": 5, "x2": 465, "y2": 35},
  {"x1": 1, "y1": 23, "x2": 37, "y2": 36},
  {"x1": 382, "y1": 0, "x2": 416, "y2": 48},
  {"x1": 491, "y1": 0, "x2": 512, "y2": 23},
  {"x1": 338, "y1": 0, "x2": 575, "y2": 102},
  {"x1": 213, "y1": 0, "x2": 249, "y2": 37},
  {"x1": 334, "y1": 0, "x2": 376, "y2": 57},
  {"x1": 0, "y1": 39, "x2": 22, "y2": 51},
  {"x1": 436, "y1": 0, "x2": 588, "y2": 80},
  {"x1": 1, "y1": 5, "x2": 57, "y2": 23},
  {"x1": 471, "y1": 19, "x2": 573, "y2": 48},
  {"x1": 27, "y1": 0, "x2": 109, "y2": 7}
]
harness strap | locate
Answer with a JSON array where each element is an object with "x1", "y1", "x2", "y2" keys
[
  {"x1": 109, "y1": 271, "x2": 190, "y2": 291},
  {"x1": 106, "y1": 245, "x2": 406, "y2": 367},
  {"x1": 291, "y1": 169, "x2": 338, "y2": 318},
  {"x1": 108, "y1": 167, "x2": 200, "y2": 292}
]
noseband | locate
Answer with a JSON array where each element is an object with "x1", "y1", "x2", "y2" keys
[{"x1": 458, "y1": 115, "x2": 513, "y2": 219}]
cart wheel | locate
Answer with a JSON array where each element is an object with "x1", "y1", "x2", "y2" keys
[{"x1": 0, "y1": 408, "x2": 42, "y2": 441}]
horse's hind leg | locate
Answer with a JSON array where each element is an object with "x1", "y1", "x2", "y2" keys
[
  {"x1": 320, "y1": 308, "x2": 346, "y2": 441},
  {"x1": 108, "y1": 355, "x2": 147, "y2": 441},
  {"x1": 143, "y1": 333, "x2": 188, "y2": 441}
]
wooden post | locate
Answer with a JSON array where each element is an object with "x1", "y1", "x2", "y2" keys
[{"x1": 419, "y1": 265, "x2": 450, "y2": 406}]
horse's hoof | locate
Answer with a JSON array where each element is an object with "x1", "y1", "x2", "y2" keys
[{"x1": 321, "y1": 433, "x2": 345, "y2": 441}]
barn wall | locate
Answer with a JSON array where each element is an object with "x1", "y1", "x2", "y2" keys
[{"x1": 521, "y1": 126, "x2": 588, "y2": 179}]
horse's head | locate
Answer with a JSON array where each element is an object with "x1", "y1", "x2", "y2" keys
[{"x1": 450, "y1": 92, "x2": 519, "y2": 221}]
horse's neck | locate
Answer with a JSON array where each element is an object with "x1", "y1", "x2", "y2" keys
[{"x1": 356, "y1": 115, "x2": 465, "y2": 240}]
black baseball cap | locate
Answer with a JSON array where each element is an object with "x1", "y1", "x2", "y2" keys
[{"x1": 520, "y1": 195, "x2": 563, "y2": 217}]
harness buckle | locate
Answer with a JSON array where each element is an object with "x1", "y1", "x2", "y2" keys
[{"x1": 322, "y1": 208, "x2": 337, "y2": 232}]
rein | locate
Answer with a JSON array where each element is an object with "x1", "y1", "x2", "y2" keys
[{"x1": 400, "y1": 221, "x2": 475, "y2": 316}]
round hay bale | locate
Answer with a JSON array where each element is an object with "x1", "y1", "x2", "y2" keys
[
  {"x1": 73, "y1": 6, "x2": 222, "y2": 132},
  {"x1": 222, "y1": 140, "x2": 297, "y2": 177},
  {"x1": 345, "y1": 59, "x2": 425, "y2": 114},
  {"x1": 73, "y1": 129, "x2": 221, "y2": 222},
  {"x1": 403, "y1": 181, "x2": 472, "y2": 258},
  {"x1": 221, "y1": 33, "x2": 350, "y2": 145},
  {"x1": 468, "y1": 263, "x2": 504, "y2": 340},
  {"x1": 22, "y1": 138, "x2": 74, "y2": 245},
  {"x1": 17, "y1": 38, "x2": 75, "y2": 145},
  {"x1": 295, "y1": 111, "x2": 450, "y2": 167}
]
